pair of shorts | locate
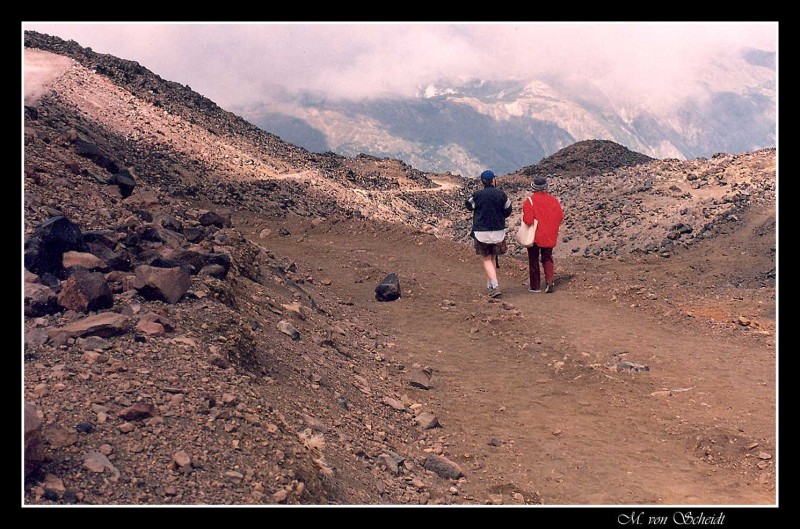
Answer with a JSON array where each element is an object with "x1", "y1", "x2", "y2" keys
[{"x1": 474, "y1": 238, "x2": 508, "y2": 257}]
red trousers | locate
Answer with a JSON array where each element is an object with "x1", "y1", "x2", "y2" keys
[{"x1": 527, "y1": 244, "x2": 554, "y2": 290}]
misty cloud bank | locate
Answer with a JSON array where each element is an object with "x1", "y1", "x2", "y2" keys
[
  {"x1": 24, "y1": 22, "x2": 776, "y2": 111},
  {"x1": 24, "y1": 23, "x2": 776, "y2": 175}
]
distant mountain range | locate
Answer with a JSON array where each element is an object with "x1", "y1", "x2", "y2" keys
[{"x1": 241, "y1": 47, "x2": 775, "y2": 177}]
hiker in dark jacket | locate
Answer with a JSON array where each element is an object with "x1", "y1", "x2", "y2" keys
[{"x1": 465, "y1": 170, "x2": 512, "y2": 298}]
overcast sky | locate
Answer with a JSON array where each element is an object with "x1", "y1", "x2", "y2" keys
[{"x1": 24, "y1": 22, "x2": 777, "y2": 113}]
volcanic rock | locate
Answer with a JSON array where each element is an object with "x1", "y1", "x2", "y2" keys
[
  {"x1": 133, "y1": 265, "x2": 191, "y2": 304},
  {"x1": 375, "y1": 273, "x2": 401, "y2": 302}
]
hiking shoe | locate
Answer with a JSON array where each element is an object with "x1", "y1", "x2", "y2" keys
[
  {"x1": 544, "y1": 283, "x2": 554, "y2": 293},
  {"x1": 528, "y1": 287, "x2": 541, "y2": 293},
  {"x1": 489, "y1": 287, "x2": 502, "y2": 298}
]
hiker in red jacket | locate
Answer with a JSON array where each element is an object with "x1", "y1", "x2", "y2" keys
[{"x1": 522, "y1": 176, "x2": 564, "y2": 293}]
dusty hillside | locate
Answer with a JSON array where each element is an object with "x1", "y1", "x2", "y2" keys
[
  {"x1": 23, "y1": 33, "x2": 776, "y2": 509},
  {"x1": 23, "y1": 32, "x2": 457, "y2": 233},
  {"x1": 22, "y1": 40, "x2": 463, "y2": 505}
]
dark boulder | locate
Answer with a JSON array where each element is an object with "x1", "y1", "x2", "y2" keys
[
  {"x1": 423, "y1": 454, "x2": 464, "y2": 480},
  {"x1": 25, "y1": 105, "x2": 38, "y2": 120},
  {"x1": 672, "y1": 223, "x2": 693, "y2": 235},
  {"x1": 123, "y1": 231, "x2": 140, "y2": 247},
  {"x1": 156, "y1": 228, "x2": 186, "y2": 249},
  {"x1": 119, "y1": 402, "x2": 158, "y2": 421},
  {"x1": 165, "y1": 249, "x2": 204, "y2": 275},
  {"x1": 202, "y1": 253, "x2": 231, "y2": 278},
  {"x1": 82, "y1": 230, "x2": 118, "y2": 249},
  {"x1": 183, "y1": 227, "x2": 205, "y2": 243},
  {"x1": 199, "y1": 264, "x2": 227, "y2": 279},
  {"x1": 133, "y1": 209, "x2": 153, "y2": 222},
  {"x1": 74, "y1": 138, "x2": 119, "y2": 173},
  {"x1": 38, "y1": 273, "x2": 62, "y2": 291},
  {"x1": 375, "y1": 273, "x2": 401, "y2": 302},
  {"x1": 108, "y1": 170, "x2": 136, "y2": 198},
  {"x1": 139, "y1": 225, "x2": 164, "y2": 243},
  {"x1": 156, "y1": 249, "x2": 231, "y2": 278},
  {"x1": 57, "y1": 270, "x2": 114, "y2": 313},
  {"x1": 130, "y1": 248, "x2": 160, "y2": 266},
  {"x1": 148, "y1": 257, "x2": 194, "y2": 276},
  {"x1": 155, "y1": 213, "x2": 183, "y2": 233},
  {"x1": 24, "y1": 216, "x2": 86, "y2": 278},
  {"x1": 86, "y1": 242, "x2": 131, "y2": 272},
  {"x1": 199, "y1": 210, "x2": 231, "y2": 228}
]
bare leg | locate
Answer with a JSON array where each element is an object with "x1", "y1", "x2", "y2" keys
[{"x1": 482, "y1": 254, "x2": 497, "y2": 285}]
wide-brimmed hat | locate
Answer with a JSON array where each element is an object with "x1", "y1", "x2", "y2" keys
[{"x1": 531, "y1": 176, "x2": 548, "y2": 191}]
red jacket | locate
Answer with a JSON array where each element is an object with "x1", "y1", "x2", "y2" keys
[{"x1": 522, "y1": 192, "x2": 564, "y2": 248}]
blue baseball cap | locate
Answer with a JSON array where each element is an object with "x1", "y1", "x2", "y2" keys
[{"x1": 480, "y1": 170, "x2": 495, "y2": 181}]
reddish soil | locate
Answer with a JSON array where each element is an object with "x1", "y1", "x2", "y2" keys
[{"x1": 239, "y1": 206, "x2": 775, "y2": 505}]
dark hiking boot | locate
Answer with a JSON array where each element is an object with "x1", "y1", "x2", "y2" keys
[
  {"x1": 489, "y1": 287, "x2": 502, "y2": 298},
  {"x1": 544, "y1": 282, "x2": 554, "y2": 293}
]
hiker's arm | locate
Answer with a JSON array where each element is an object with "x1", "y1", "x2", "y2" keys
[
  {"x1": 464, "y1": 194, "x2": 475, "y2": 211},
  {"x1": 522, "y1": 198, "x2": 534, "y2": 226},
  {"x1": 503, "y1": 197, "x2": 512, "y2": 218}
]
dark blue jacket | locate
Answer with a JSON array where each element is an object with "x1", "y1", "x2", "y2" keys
[{"x1": 465, "y1": 186, "x2": 512, "y2": 232}]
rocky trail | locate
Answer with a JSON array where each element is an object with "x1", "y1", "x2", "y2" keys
[{"x1": 238, "y1": 211, "x2": 776, "y2": 505}]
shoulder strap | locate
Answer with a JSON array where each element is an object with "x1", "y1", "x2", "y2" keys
[{"x1": 527, "y1": 196, "x2": 533, "y2": 206}]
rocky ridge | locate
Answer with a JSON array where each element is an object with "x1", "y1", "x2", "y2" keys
[
  {"x1": 24, "y1": 32, "x2": 449, "y2": 231},
  {"x1": 519, "y1": 139, "x2": 655, "y2": 179}
]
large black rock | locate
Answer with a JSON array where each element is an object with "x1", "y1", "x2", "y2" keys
[
  {"x1": 162, "y1": 250, "x2": 231, "y2": 278},
  {"x1": 82, "y1": 230, "x2": 118, "y2": 249},
  {"x1": 199, "y1": 211, "x2": 230, "y2": 228},
  {"x1": 24, "y1": 216, "x2": 86, "y2": 278},
  {"x1": 202, "y1": 253, "x2": 231, "y2": 278},
  {"x1": 139, "y1": 225, "x2": 164, "y2": 243},
  {"x1": 183, "y1": 227, "x2": 205, "y2": 243},
  {"x1": 155, "y1": 213, "x2": 182, "y2": 233},
  {"x1": 147, "y1": 257, "x2": 192, "y2": 275},
  {"x1": 375, "y1": 273, "x2": 401, "y2": 302},
  {"x1": 86, "y1": 242, "x2": 132, "y2": 272},
  {"x1": 108, "y1": 170, "x2": 136, "y2": 198},
  {"x1": 74, "y1": 138, "x2": 120, "y2": 173},
  {"x1": 167, "y1": 249, "x2": 205, "y2": 274}
]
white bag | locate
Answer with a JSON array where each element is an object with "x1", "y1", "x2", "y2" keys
[{"x1": 514, "y1": 197, "x2": 538, "y2": 247}]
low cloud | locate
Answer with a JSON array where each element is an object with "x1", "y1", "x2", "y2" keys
[{"x1": 25, "y1": 22, "x2": 776, "y2": 112}]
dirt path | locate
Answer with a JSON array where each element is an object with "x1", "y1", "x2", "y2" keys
[
  {"x1": 271, "y1": 172, "x2": 461, "y2": 196},
  {"x1": 381, "y1": 176, "x2": 461, "y2": 195},
  {"x1": 238, "y1": 213, "x2": 775, "y2": 505}
]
